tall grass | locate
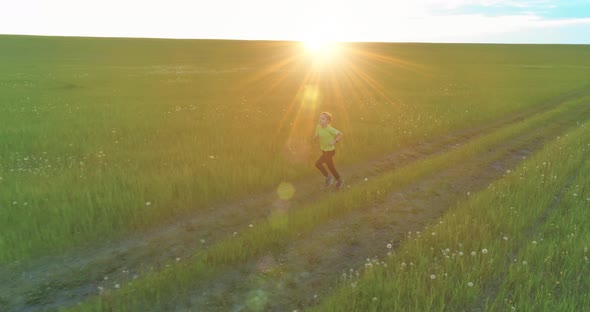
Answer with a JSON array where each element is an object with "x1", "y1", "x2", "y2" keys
[
  {"x1": 314, "y1": 121, "x2": 589, "y2": 311},
  {"x1": 65, "y1": 93, "x2": 589, "y2": 311},
  {"x1": 2, "y1": 35, "x2": 590, "y2": 263}
]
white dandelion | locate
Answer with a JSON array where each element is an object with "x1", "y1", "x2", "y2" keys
[
  {"x1": 430, "y1": 274, "x2": 436, "y2": 280},
  {"x1": 482, "y1": 249, "x2": 488, "y2": 254},
  {"x1": 467, "y1": 282, "x2": 474, "y2": 287}
]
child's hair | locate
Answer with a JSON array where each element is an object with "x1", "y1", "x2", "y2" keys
[{"x1": 320, "y1": 112, "x2": 332, "y2": 122}]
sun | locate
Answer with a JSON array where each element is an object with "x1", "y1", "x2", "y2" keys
[{"x1": 302, "y1": 39, "x2": 341, "y2": 59}]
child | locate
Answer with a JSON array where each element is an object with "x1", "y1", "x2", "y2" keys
[{"x1": 313, "y1": 112, "x2": 344, "y2": 189}]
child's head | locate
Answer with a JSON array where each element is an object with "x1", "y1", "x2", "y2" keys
[{"x1": 319, "y1": 112, "x2": 332, "y2": 125}]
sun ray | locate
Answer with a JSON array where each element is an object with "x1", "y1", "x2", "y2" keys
[{"x1": 235, "y1": 40, "x2": 429, "y2": 165}]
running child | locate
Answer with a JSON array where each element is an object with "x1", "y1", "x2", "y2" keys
[{"x1": 313, "y1": 112, "x2": 344, "y2": 189}]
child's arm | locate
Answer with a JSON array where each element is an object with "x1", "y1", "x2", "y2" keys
[{"x1": 330, "y1": 133, "x2": 343, "y2": 145}]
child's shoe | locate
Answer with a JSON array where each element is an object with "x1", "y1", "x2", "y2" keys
[
  {"x1": 325, "y1": 176, "x2": 334, "y2": 187},
  {"x1": 335, "y1": 178, "x2": 344, "y2": 190}
]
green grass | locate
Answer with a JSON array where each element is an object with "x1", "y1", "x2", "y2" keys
[
  {"x1": 2, "y1": 35, "x2": 590, "y2": 265},
  {"x1": 64, "y1": 92, "x2": 589, "y2": 311},
  {"x1": 314, "y1": 121, "x2": 590, "y2": 311}
]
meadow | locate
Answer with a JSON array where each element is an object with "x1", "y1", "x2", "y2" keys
[
  {"x1": 1, "y1": 35, "x2": 590, "y2": 311},
  {"x1": 316, "y1": 119, "x2": 590, "y2": 311}
]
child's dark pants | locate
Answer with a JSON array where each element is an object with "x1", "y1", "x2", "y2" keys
[{"x1": 315, "y1": 150, "x2": 340, "y2": 180}]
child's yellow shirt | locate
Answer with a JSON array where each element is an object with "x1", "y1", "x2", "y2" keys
[{"x1": 315, "y1": 125, "x2": 341, "y2": 151}]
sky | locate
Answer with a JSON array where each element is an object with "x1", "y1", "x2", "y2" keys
[{"x1": 1, "y1": 0, "x2": 590, "y2": 44}]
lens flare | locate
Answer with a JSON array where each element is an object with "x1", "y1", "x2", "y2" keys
[{"x1": 276, "y1": 182, "x2": 296, "y2": 200}]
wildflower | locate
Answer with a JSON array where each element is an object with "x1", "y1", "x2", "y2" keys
[
  {"x1": 430, "y1": 274, "x2": 436, "y2": 280},
  {"x1": 401, "y1": 262, "x2": 407, "y2": 267},
  {"x1": 503, "y1": 237, "x2": 508, "y2": 241},
  {"x1": 115, "y1": 284, "x2": 120, "y2": 289},
  {"x1": 387, "y1": 243, "x2": 392, "y2": 249},
  {"x1": 145, "y1": 201, "x2": 151, "y2": 206},
  {"x1": 532, "y1": 241, "x2": 538, "y2": 245},
  {"x1": 458, "y1": 252, "x2": 464, "y2": 256},
  {"x1": 468, "y1": 282, "x2": 474, "y2": 287},
  {"x1": 522, "y1": 261, "x2": 527, "y2": 265},
  {"x1": 249, "y1": 224, "x2": 253, "y2": 228},
  {"x1": 471, "y1": 251, "x2": 477, "y2": 256},
  {"x1": 482, "y1": 249, "x2": 488, "y2": 254}
]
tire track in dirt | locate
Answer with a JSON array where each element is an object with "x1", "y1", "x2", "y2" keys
[
  {"x1": 181, "y1": 97, "x2": 590, "y2": 311},
  {"x1": 1, "y1": 87, "x2": 590, "y2": 312}
]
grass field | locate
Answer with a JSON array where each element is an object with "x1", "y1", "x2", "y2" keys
[
  {"x1": 316, "y1": 120, "x2": 590, "y2": 312},
  {"x1": 1, "y1": 35, "x2": 589, "y2": 311}
]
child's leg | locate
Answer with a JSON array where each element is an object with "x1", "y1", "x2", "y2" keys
[
  {"x1": 315, "y1": 152, "x2": 330, "y2": 177},
  {"x1": 324, "y1": 150, "x2": 341, "y2": 180}
]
